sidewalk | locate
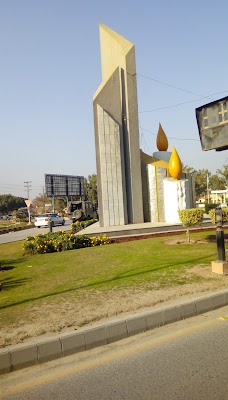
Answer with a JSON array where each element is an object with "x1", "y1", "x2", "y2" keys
[{"x1": 1, "y1": 288, "x2": 228, "y2": 375}]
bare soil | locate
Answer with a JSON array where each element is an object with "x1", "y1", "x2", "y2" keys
[{"x1": 1, "y1": 261, "x2": 228, "y2": 349}]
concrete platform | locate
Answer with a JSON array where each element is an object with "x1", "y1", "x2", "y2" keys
[{"x1": 77, "y1": 219, "x2": 214, "y2": 239}]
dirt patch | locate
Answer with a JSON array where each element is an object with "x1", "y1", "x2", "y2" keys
[
  {"x1": 165, "y1": 238, "x2": 209, "y2": 245},
  {"x1": 1, "y1": 263, "x2": 228, "y2": 348}
]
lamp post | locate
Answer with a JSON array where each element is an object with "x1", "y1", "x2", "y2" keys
[
  {"x1": 48, "y1": 216, "x2": 52, "y2": 233},
  {"x1": 215, "y1": 207, "x2": 226, "y2": 261}
]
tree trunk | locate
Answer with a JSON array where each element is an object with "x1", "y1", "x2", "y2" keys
[{"x1": 186, "y1": 228, "x2": 190, "y2": 242}]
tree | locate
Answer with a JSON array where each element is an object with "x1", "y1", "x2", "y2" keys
[
  {"x1": 84, "y1": 174, "x2": 97, "y2": 205},
  {"x1": 183, "y1": 166, "x2": 210, "y2": 199},
  {"x1": 32, "y1": 193, "x2": 47, "y2": 214},
  {"x1": 0, "y1": 194, "x2": 26, "y2": 214},
  {"x1": 208, "y1": 174, "x2": 226, "y2": 191},
  {"x1": 32, "y1": 194, "x2": 66, "y2": 214},
  {"x1": 178, "y1": 208, "x2": 204, "y2": 242},
  {"x1": 216, "y1": 165, "x2": 228, "y2": 186}
]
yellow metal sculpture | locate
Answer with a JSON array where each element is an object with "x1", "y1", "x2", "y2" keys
[
  {"x1": 169, "y1": 146, "x2": 182, "y2": 179},
  {"x1": 156, "y1": 123, "x2": 168, "y2": 151}
]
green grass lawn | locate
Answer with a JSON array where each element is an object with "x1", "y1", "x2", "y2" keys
[
  {"x1": 0, "y1": 219, "x2": 29, "y2": 232},
  {"x1": 0, "y1": 231, "x2": 220, "y2": 311}
]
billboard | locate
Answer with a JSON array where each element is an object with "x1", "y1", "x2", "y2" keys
[
  {"x1": 195, "y1": 96, "x2": 228, "y2": 151},
  {"x1": 45, "y1": 174, "x2": 84, "y2": 197}
]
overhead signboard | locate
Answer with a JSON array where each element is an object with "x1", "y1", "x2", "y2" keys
[
  {"x1": 195, "y1": 96, "x2": 228, "y2": 151},
  {"x1": 45, "y1": 174, "x2": 84, "y2": 197}
]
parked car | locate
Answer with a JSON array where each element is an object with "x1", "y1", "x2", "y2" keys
[{"x1": 34, "y1": 213, "x2": 65, "y2": 228}]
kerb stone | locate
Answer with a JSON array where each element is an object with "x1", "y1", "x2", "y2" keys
[
  {"x1": 0, "y1": 349, "x2": 11, "y2": 375},
  {"x1": 163, "y1": 306, "x2": 182, "y2": 324},
  {"x1": 84, "y1": 326, "x2": 107, "y2": 350},
  {"x1": 37, "y1": 338, "x2": 62, "y2": 363},
  {"x1": 126, "y1": 316, "x2": 147, "y2": 336},
  {"x1": 106, "y1": 321, "x2": 128, "y2": 344},
  {"x1": 195, "y1": 297, "x2": 212, "y2": 314},
  {"x1": 11, "y1": 344, "x2": 37, "y2": 370},
  {"x1": 60, "y1": 332, "x2": 86, "y2": 356}
]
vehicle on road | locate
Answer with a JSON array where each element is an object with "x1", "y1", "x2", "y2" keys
[
  {"x1": 67, "y1": 201, "x2": 96, "y2": 223},
  {"x1": 34, "y1": 213, "x2": 65, "y2": 228}
]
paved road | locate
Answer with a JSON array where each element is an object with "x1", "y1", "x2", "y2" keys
[
  {"x1": 0, "y1": 219, "x2": 72, "y2": 244},
  {"x1": 1, "y1": 306, "x2": 228, "y2": 399}
]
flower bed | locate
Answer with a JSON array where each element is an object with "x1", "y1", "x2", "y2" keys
[{"x1": 23, "y1": 231, "x2": 111, "y2": 255}]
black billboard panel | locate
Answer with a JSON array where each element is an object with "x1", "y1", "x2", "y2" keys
[
  {"x1": 196, "y1": 96, "x2": 228, "y2": 151},
  {"x1": 45, "y1": 174, "x2": 84, "y2": 197}
]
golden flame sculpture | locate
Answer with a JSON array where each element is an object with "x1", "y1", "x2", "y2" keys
[
  {"x1": 169, "y1": 146, "x2": 182, "y2": 180},
  {"x1": 156, "y1": 123, "x2": 168, "y2": 151}
]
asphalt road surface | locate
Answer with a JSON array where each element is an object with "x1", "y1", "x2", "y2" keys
[
  {"x1": 1, "y1": 306, "x2": 228, "y2": 399},
  {"x1": 0, "y1": 219, "x2": 71, "y2": 244}
]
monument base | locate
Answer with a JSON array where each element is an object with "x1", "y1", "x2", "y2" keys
[
  {"x1": 211, "y1": 260, "x2": 228, "y2": 275},
  {"x1": 163, "y1": 178, "x2": 192, "y2": 223}
]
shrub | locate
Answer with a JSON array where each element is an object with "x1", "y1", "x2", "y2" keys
[
  {"x1": 209, "y1": 208, "x2": 228, "y2": 225},
  {"x1": 178, "y1": 208, "x2": 204, "y2": 242},
  {"x1": 205, "y1": 203, "x2": 218, "y2": 214},
  {"x1": 71, "y1": 219, "x2": 98, "y2": 233},
  {"x1": 23, "y1": 231, "x2": 111, "y2": 255}
]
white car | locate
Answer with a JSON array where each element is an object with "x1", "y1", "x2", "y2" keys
[{"x1": 34, "y1": 213, "x2": 65, "y2": 228}]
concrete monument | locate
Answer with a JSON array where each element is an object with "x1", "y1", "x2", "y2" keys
[
  {"x1": 93, "y1": 24, "x2": 144, "y2": 227},
  {"x1": 93, "y1": 24, "x2": 195, "y2": 228}
]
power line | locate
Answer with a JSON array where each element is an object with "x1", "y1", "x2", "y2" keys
[
  {"x1": 140, "y1": 126, "x2": 200, "y2": 142},
  {"x1": 137, "y1": 73, "x2": 211, "y2": 98},
  {"x1": 0, "y1": 183, "x2": 43, "y2": 189},
  {"x1": 127, "y1": 71, "x2": 228, "y2": 113},
  {"x1": 138, "y1": 91, "x2": 228, "y2": 113},
  {"x1": 140, "y1": 127, "x2": 151, "y2": 153}
]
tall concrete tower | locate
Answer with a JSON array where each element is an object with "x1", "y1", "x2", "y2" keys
[{"x1": 93, "y1": 24, "x2": 144, "y2": 227}]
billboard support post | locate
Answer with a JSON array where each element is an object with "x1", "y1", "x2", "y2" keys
[{"x1": 52, "y1": 195, "x2": 55, "y2": 213}]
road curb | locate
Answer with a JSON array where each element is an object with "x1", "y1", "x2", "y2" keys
[{"x1": 1, "y1": 288, "x2": 228, "y2": 375}]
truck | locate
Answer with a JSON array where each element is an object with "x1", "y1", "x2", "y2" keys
[{"x1": 67, "y1": 200, "x2": 96, "y2": 223}]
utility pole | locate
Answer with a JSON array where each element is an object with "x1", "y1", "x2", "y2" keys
[{"x1": 24, "y1": 181, "x2": 32, "y2": 199}]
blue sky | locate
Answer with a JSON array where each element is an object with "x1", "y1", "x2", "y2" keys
[{"x1": 1, "y1": 0, "x2": 228, "y2": 199}]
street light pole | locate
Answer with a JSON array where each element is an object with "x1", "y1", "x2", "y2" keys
[
  {"x1": 215, "y1": 207, "x2": 226, "y2": 261},
  {"x1": 211, "y1": 207, "x2": 228, "y2": 275}
]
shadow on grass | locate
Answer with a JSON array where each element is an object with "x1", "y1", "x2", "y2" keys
[
  {"x1": 0, "y1": 277, "x2": 30, "y2": 291},
  {"x1": 207, "y1": 234, "x2": 228, "y2": 242},
  {"x1": 0, "y1": 266, "x2": 15, "y2": 271},
  {"x1": 0, "y1": 251, "x2": 217, "y2": 310},
  {"x1": 0, "y1": 258, "x2": 25, "y2": 267}
]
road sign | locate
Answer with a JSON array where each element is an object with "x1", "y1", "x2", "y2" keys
[{"x1": 25, "y1": 199, "x2": 32, "y2": 208}]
